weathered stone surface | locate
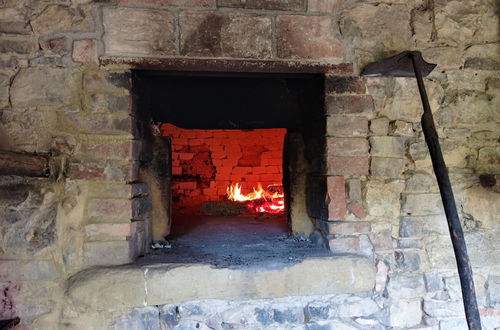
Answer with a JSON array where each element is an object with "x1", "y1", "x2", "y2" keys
[
  {"x1": 465, "y1": 231, "x2": 500, "y2": 268},
  {"x1": 387, "y1": 273, "x2": 425, "y2": 300},
  {"x1": 276, "y1": 15, "x2": 342, "y2": 59},
  {"x1": 406, "y1": 172, "x2": 438, "y2": 193},
  {"x1": 0, "y1": 38, "x2": 37, "y2": 54},
  {"x1": 10, "y1": 67, "x2": 73, "y2": 107},
  {"x1": 326, "y1": 116, "x2": 368, "y2": 137},
  {"x1": 142, "y1": 257, "x2": 375, "y2": 305},
  {"x1": 339, "y1": 3, "x2": 412, "y2": 66},
  {"x1": 218, "y1": 0, "x2": 305, "y2": 11},
  {"x1": 486, "y1": 276, "x2": 500, "y2": 308},
  {"x1": 0, "y1": 260, "x2": 58, "y2": 281},
  {"x1": 346, "y1": 179, "x2": 362, "y2": 202},
  {"x1": 67, "y1": 266, "x2": 145, "y2": 310},
  {"x1": 0, "y1": 21, "x2": 31, "y2": 34},
  {"x1": 399, "y1": 215, "x2": 448, "y2": 237},
  {"x1": 402, "y1": 193, "x2": 444, "y2": 216},
  {"x1": 84, "y1": 93, "x2": 131, "y2": 113},
  {"x1": 31, "y1": 5, "x2": 92, "y2": 34},
  {"x1": 334, "y1": 296, "x2": 379, "y2": 317},
  {"x1": 180, "y1": 12, "x2": 272, "y2": 58},
  {"x1": 476, "y1": 147, "x2": 500, "y2": 174},
  {"x1": 365, "y1": 180, "x2": 404, "y2": 219},
  {"x1": 463, "y1": 185, "x2": 499, "y2": 230},
  {"x1": 112, "y1": 306, "x2": 160, "y2": 330},
  {"x1": 308, "y1": 0, "x2": 344, "y2": 12},
  {"x1": 369, "y1": 117, "x2": 389, "y2": 135},
  {"x1": 389, "y1": 299, "x2": 422, "y2": 328},
  {"x1": 103, "y1": 8, "x2": 175, "y2": 56},
  {"x1": 82, "y1": 241, "x2": 132, "y2": 267},
  {"x1": 0, "y1": 177, "x2": 58, "y2": 255},
  {"x1": 434, "y1": 0, "x2": 498, "y2": 46},
  {"x1": 327, "y1": 235, "x2": 373, "y2": 257},
  {"x1": 369, "y1": 136, "x2": 404, "y2": 158},
  {"x1": 370, "y1": 157, "x2": 404, "y2": 178},
  {"x1": 424, "y1": 270, "x2": 444, "y2": 293},
  {"x1": 435, "y1": 92, "x2": 499, "y2": 127}
]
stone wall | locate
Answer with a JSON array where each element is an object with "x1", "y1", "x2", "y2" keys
[
  {"x1": 161, "y1": 124, "x2": 285, "y2": 214},
  {"x1": 0, "y1": 0, "x2": 498, "y2": 328}
]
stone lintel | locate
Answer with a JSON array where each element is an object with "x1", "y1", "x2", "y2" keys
[
  {"x1": 67, "y1": 257, "x2": 375, "y2": 311},
  {"x1": 99, "y1": 56, "x2": 353, "y2": 75}
]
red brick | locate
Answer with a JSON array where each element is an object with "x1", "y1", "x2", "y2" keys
[
  {"x1": 276, "y1": 15, "x2": 342, "y2": 59},
  {"x1": 327, "y1": 156, "x2": 369, "y2": 176},
  {"x1": 326, "y1": 116, "x2": 368, "y2": 137},
  {"x1": 325, "y1": 95, "x2": 374, "y2": 115},
  {"x1": 326, "y1": 137, "x2": 369, "y2": 156},
  {"x1": 68, "y1": 160, "x2": 134, "y2": 181},
  {"x1": 179, "y1": 12, "x2": 272, "y2": 59},
  {"x1": 327, "y1": 176, "x2": 346, "y2": 220},
  {"x1": 325, "y1": 76, "x2": 366, "y2": 94},
  {"x1": 72, "y1": 39, "x2": 98, "y2": 64},
  {"x1": 347, "y1": 202, "x2": 367, "y2": 219}
]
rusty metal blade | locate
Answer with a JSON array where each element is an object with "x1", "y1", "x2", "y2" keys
[{"x1": 361, "y1": 51, "x2": 436, "y2": 77}]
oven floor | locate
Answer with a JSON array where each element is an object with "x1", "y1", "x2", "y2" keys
[{"x1": 138, "y1": 215, "x2": 330, "y2": 269}]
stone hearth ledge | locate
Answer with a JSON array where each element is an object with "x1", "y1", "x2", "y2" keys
[{"x1": 66, "y1": 256, "x2": 375, "y2": 311}]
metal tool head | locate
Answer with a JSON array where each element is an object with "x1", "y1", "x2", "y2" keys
[{"x1": 361, "y1": 51, "x2": 437, "y2": 77}]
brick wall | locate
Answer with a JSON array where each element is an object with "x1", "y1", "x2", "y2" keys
[{"x1": 161, "y1": 123, "x2": 285, "y2": 214}]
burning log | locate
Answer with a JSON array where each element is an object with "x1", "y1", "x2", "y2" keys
[
  {"x1": 0, "y1": 150, "x2": 50, "y2": 177},
  {"x1": 226, "y1": 182, "x2": 285, "y2": 214}
]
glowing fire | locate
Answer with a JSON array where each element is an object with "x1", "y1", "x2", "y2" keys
[{"x1": 226, "y1": 183, "x2": 285, "y2": 214}]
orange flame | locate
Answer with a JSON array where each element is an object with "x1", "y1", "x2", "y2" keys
[{"x1": 226, "y1": 183, "x2": 284, "y2": 214}]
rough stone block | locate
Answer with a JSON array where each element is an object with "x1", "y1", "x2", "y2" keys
[
  {"x1": 370, "y1": 228, "x2": 392, "y2": 251},
  {"x1": 424, "y1": 299, "x2": 464, "y2": 318},
  {"x1": 365, "y1": 180, "x2": 404, "y2": 218},
  {"x1": 387, "y1": 273, "x2": 425, "y2": 300},
  {"x1": 389, "y1": 299, "x2": 422, "y2": 328},
  {"x1": 405, "y1": 172, "x2": 438, "y2": 193},
  {"x1": 0, "y1": 260, "x2": 58, "y2": 281},
  {"x1": 476, "y1": 147, "x2": 500, "y2": 174},
  {"x1": 11, "y1": 67, "x2": 73, "y2": 108},
  {"x1": 346, "y1": 202, "x2": 367, "y2": 219},
  {"x1": 276, "y1": 15, "x2": 342, "y2": 59},
  {"x1": 217, "y1": 0, "x2": 305, "y2": 11},
  {"x1": 346, "y1": 179, "x2": 362, "y2": 202},
  {"x1": 399, "y1": 215, "x2": 448, "y2": 237},
  {"x1": 72, "y1": 39, "x2": 98, "y2": 64},
  {"x1": 0, "y1": 38, "x2": 37, "y2": 54},
  {"x1": 103, "y1": 7, "x2": 175, "y2": 56},
  {"x1": 335, "y1": 296, "x2": 379, "y2": 317},
  {"x1": 394, "y1": 250, "x2": 421, "y2": 272},
  {"x1": 327, "y1": 157, "x2": 369, "y2": 176},
  {"x1": 486, "y1": 276, "x2": 500, "y2": 308},
  {"x1": 113, "y1": 307, "x2": 160, "y2": 330},
  {"x1": 64, "y1": 113, "x2": 131, "y2": 134},
  {"x1": 180, "y1": 12, "x2": 272, "y2": 58},
  {"x1": 31, "y1": 5, "x2": 92, "y2": 33},
  {"x1": 424, "y1": 270, "x2": 444, "y2": 293},
  {"x1": 325, "y1": 76, "x2": 366, "y2": 94},
  {"x1": 370, "y1": 157, "x2": 404, "y2": 178},
  {"x1": 402, "y1": 193, "x2": 444, "y2": 216},
  {"x1": 82, "y1": 241, "x2": 133, "y2": 267},
  {"x1": 326, "y1": 116, "x2": 368, "y2": 137},
  {"x1": 327, "y1": 137, "x2": 369, "y2": 157},
  {"x1": 369, "y1": 117, "x2": 389, "y2": 135},
  {"x1": 84, "y1": 93, "x2": 132, "y2": 113},
  {"x1": 326, "y1": 95, "x2": 374, "y2": 115},
  {"x1": 393, "y1": 120, "x2": 414, "y2": 137},
  {"x1": 67, "y1": 266, "x2": 145, "y2": 309},
  {"x1": 369, "y1": 136, "x2": 404, "y2": 158}
]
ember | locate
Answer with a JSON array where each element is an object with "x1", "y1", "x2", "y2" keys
[{"x1": 226, "y1": 183, "x2": 285, "y2": 214}]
